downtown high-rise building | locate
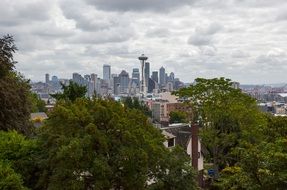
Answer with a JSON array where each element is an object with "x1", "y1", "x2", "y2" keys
[
  {"x1": 119, "y1": 70, "x2": 129, "y2": 94},
  {"x1": 132, "y1": 68, "x2": 140, "y2": 87},
  {"x1": 103, "y1": 64, "x2": 111, "y2": 82},
  {"x1": 151, "y1": 71, "x2": 158, "y2": 83},
  {"x1": 159, "y1": 66, "x2": 166, "y2": 87},
  {"x1": 145, "y1": 62, "x2": 150, "y2": 90},
  {"x1": 45, "y1": 73, "x2": 50, "y2": 84},
  {"x1": 169, "y1": 72, "x2": 175, "y2": 83}
]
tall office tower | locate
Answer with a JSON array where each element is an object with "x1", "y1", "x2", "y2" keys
[
  {"x1": 138, "y1": 54, "x2": 148, "y2": 96},
  {"x1": 151, "y1": 71, "x2": 158, "y2": 83},
  {"x1": 103, "y1": 64, "x2": 111, "y2": 81},
  {"x1": 145, "y1": 62, "x2": 150, "y2": 91},
  {"x1": 119, "y1": 70, "x2": 129, "y2": 94},
  {"x1": 165, "y1": 73, "x2": 168, "y2": 86},
  {"x1": 110, "y1": 74, "x2": 117, "y2": 93},
  {"x1": 51, "y1": 76, "x2": 59, "y2": 83},
  {"x1": 169, "y1": 72, "x2": 175, "y2": 81},
  {"x1": 45, "y1": 73, "x2": 50, "y2": 84},
  {"x1": 132, "y1": 68, "x2": 140, "y2": 87},
  {"x1": 84, "y1": 75, "x2": 91, "y2": 81},
  {"x1": 113, "y1": 75, "x2": 120, "y2": 95},
  {"x1": 91, "y1": 73, "x2": 97, "y2": 82},
  {"x1": 91, "y1": 73, "x2": 98, "y2": 95},
  {"x1": 159, "y1": 66, "x2": 166, "y2": 87},
  {"x1": 72, "y1": 73, "x2": 85, "y2": 86}
]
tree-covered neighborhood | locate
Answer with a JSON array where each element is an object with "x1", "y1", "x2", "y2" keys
[{"x1": 1, "y1": 35, "x2": 287, "y2": 190}]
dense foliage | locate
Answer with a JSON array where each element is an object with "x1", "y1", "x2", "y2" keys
[
  {"x1": 215, "y1": 115, "x2": 287, "y2": 189},
  {"x1": 176, "y1": 77, "x2": 287, "y2": 189},
  {"x1": 36, "y1": 98, "x2": 198, "y2": 190},
  {"x1": 0, "y1": 35, "x2": 33, "y2": 134},
  {"x1": 169, "y1": 111, "x2": 188, "y2": 124},
  {"x1": 0, "y1": 131, "x2": 40, "y2": 189},
  {"x1": 50, "y1": 81, "x2": 87, "y2": 102},
  {"x1": 29, "y1": 92, "x2": 47, "y2": 113},
  {"x1": 122, "y1": 96, "x2": 152, "y2": 117},
  {"x1": 177, "y1": 78, "x2": 264, "y2": 176}
]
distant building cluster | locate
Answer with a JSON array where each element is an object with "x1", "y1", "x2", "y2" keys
[
  {"x1": 241, "y1": 84, "x2": 287, "y2": 116},
  {"x1": 31, "y1": 54, "x2": 185, "y2": 101}
]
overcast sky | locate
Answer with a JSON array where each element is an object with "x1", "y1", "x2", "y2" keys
[{"x1": 1, "y1": 0, "x2": 287, "y2": 84}]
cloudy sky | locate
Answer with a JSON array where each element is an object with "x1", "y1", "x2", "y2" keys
[{"x1": 1, "y1": 0, "x2": 287, "y2": 84}]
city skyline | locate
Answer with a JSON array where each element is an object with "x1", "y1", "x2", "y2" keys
[{"x1": 1, "y1": 0, "x2": 287, "y2": 84}]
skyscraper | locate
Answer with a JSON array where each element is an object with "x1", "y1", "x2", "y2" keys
[
  {"x1": 103, "y1": 64, "x2": 111, "y2": 81},
  {"x1": 113, "y1": 75, "x2": 120, "y2": 95},
  {"x1": 151, "y1": 71, "x2": 158, "y2": 83},
  {"x1": 91, "y1": 73, "x2": 98, "y2": 95},
  {"x1": 132, "y1": 68, "x2": 140, "y2": 87},
  {"x1": 145, "y1": 62, "x2": 150, "y2": 91},
  {"x1": 159, "y1": 66, "x2": 166, "y2": 87},
  {"x1": 169, "y1": 72, "x2": 175, "y2": 83},
  {"x1": 45, "y1": 73, "x2": 50, "y2": 84},
  {"x1": 119, "y1": 70, "x2": 129, "y2": 94}
]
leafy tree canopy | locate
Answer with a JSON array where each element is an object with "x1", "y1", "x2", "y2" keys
[
  {"x1": 0, "y1": 130, "x2": 40, "y2": 189},
  {"x1": 0, "y1": 34, "x2": 17, "y2": 78},
  {"x1": 51, "y1": 81, "x2": 87, "y2": 102},
  {"x1": 169, "y1": 111, "x2": 188, "y2": 124},
  {"x1": 176, "y1": 77, "x2": 265, "y2": 175},
  {"x1": 29, "y1": 92, "x2": 47, "y2": 113},
  {"x1": 122, "y1": 96, "x2": 152, "y2": 117},
  {"x1": 0, "y1": 35, "x2": 33, "y2": 134},
  {"x1": 36, "y1": 98, "x2": 198, "y2": 190},
  {"x1": 216, "y1": 115, "x2": 287, "y2": 189}
]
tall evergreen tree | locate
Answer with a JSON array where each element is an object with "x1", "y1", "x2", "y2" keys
[{"x1": 0, "y1": 35, "x2": 33, "y2": 134}]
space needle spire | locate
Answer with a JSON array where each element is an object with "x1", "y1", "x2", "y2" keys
[{"x1": 138, "y1": 54, "x2": 148, "y2": 97}]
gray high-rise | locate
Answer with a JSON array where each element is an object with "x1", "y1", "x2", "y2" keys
[
  {"x1": 119, "y1": 70, "x2": 129, "y2": 94},
  {"x1": 103, "y1": 64, "x2": 111, "y2": 81},
  {"x1": 132, "y1": 68, "x2": 140, "y2": 87},
  {"x1": 159, "y1": 66, "x2": 166, "y2": 87},
  {"x1": 151, "y1": 71, "x2": 158, "y2": 83},
  {"x1": 145, "y1": 62, "x2": 150, "y2": 90},
  {"x1": 45, "y1": 73, "x2": 50, "y2": 84}
]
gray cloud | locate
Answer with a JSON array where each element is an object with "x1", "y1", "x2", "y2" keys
[
  {"x1": 145, "y1": 28, "x2": 171, "y2": 38},
  {"x1": 69, "y1": 26, "x2": 135, "y2": 44},
  {"x1": 0, "y1": 0, "x2": 51, "y2": 26},
  {"x1": 231, "y1": 49, "x2": 250, "y2": 58},
  {"x1": 84, "y1": 0, "x2": 194, "y2": 12},
  {"x1": 188, "y1": 23, "x2": 223, "y2": 46}
]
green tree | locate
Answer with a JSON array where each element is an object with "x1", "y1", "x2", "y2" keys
[
  {"x1": 123, "y1": 97, "x2": 152, "y2": 117},
  {"x1": 0, "y1": 130, "x2": 40, "y2": 189},
  {"x1": 29, "y1": 92, "x2": 47, "y2": 112},
  {"x1": 0, "y1": 34, "x2": 17, "y2": 78},
  {"x1": 0, "y1": 160, "x2": 27, "y2": 190},
  {"x1": 51, "y1": 81, "x2": 87, "y2": 102},
  {"x1": 216, "y1": 115, "x2": 287, "y2": 189},
  {"x1": 36, "y1": 98, "x2": 198, "y2": 190},
  {"x1": 169, "y1": 111, "x2": 188, "y2": 124},
  {"x1": 149, "y1": 146, "x2": 198, "y2": 190},
  {"x1": 0, "y1": 35, "x2": 33, "y2": 134},
  {"x1": 176, "y1": 78, "x2": 264, "y2": 176}
]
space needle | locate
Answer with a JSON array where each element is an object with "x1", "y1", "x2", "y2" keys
[{"x1": 138, "y1": 54, "x2": 148, "y2": 97}]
